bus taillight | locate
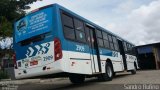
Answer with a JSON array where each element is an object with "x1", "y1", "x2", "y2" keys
[
  {"x1": 13, "y1": 53, "x2": 18, "y2": 69},
  {"x1": 54, "y1": 38, "x2": 62, "y2": 61}
]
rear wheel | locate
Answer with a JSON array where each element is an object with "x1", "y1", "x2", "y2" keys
[
  {"x1": 98, "y1": 62, "x2": 113, "y2": 81},
  {"x1": 69, "y1": 74, "x2": 85, "y2": 84},
  {"x1": 131, "y1": 64, "x2": 136, "y2": 74}
]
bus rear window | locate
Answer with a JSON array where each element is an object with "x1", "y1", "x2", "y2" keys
[{"x1": 19, "y1": 34, "x2": 45, "y2": 46}]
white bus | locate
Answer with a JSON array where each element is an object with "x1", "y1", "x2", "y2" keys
[{"x1": 13, "y1": 4, "x2": 138, "y2": 84}]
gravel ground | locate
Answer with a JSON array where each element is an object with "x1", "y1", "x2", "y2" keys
[{"x1": 1, "y1": 70, "x2": 160, "y2": 90}]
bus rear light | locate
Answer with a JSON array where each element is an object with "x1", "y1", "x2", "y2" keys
[
  {"x1": 13, "y1": 53, "x2": 18, "y2": 69},
  {"x1": 54, "y1": 38, "x2": 62, "y2": 61}
]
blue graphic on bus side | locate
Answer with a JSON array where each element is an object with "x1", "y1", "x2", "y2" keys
[{"x1": 25, "y1": 43, "x2": 50, "y2": 57}]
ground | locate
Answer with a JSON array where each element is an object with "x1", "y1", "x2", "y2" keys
[{"x1": 1, "y1": 70, "x2": 160, "y2": 90}]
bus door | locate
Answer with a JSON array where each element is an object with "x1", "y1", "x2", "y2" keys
[
  {"x1": 85, "y1": 25, "x2": 101, "y2": 73},
  {"x1": 117, "y1": 39, "x2": 127, "y2": 70}
]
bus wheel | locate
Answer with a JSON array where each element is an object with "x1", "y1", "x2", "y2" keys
[
  {"x1": 113, "y1": 72, "x2": 116, "y2": 77},
  {"x1": 69, "y1": 74, "x2": 85, "y2": 84},
  {"x1": 131, "y1": 65, "x2": 136, "y2": 75},
  {"x1": 98, "y1": 62, "x2": 113, "y2": 81}
]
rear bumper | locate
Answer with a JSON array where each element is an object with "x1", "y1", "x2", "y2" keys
[{"x1": 14, "y1": 67, "x2": 63, "y2": 79}]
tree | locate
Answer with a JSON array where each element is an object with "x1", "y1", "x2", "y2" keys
[
  {"x1": 0, "y1": 0, "x2": 42, "y2": 76},
  {"x1": 0, "y1": 0, "x2": 42, "y2": 37},
  {"x1": 0, "y1": 17, "x2": 12, "y2": 37}
]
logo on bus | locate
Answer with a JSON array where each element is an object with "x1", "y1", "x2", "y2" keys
[
  {"x1": 112, "y1": 51, "x2": 118, "y2": 57},
  {"x1": 16, "y1": 19, "x2": 27, "y2": 34}
]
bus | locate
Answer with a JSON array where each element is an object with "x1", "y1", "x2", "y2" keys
[{"x1": 13, "y1": 4, "x2": 138, "y2": 84}]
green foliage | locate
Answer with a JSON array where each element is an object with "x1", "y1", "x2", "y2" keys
[
  {"x1": 0, "y1": 17, "x2": 12, "y2": 37},
  {"x1": 0, "y1": 70, "x2": 9, "y2": 79},
  {"x1": 0, "y1": 0, "x2": 39, "y2": 22},
  {"x1": 0, "y1": 0, "x2": 41, "y2": 37}
]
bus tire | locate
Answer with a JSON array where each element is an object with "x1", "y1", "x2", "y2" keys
[
  {"x1": 69, "y1": 74, "x2": 85, "y2": 84},
  {"x1": 98, "y1": 62, "x2": 113, "y2": 81},
  {"x1": 113, "y1": 72, "x2": 116, "y2": 77},
  {"x1": 131, "y1": 64, "x2": 136, "y2": 75}
]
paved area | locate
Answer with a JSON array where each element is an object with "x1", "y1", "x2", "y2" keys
[
  {"x1": 1, "y1": 70, "x2": 160, "y2": 90},
  {"x1": 104, "y1": 70, "x2": 160, "y2": 84}
]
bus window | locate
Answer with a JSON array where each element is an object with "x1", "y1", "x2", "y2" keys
[
  {"x1": 123, "y1": 42, "x2": 127, "y2": 51},
  {"x1": 96, "y1": 29, "x2": 103, "y2": 47},
  {"x1": 62, "y1": 13, "x2": 74, "y2": 28},
  {"x1": 112, "y1": 36, "x2": 119, "y2": 51},
  {"x1": 102, "y1": 32, "x2": 109, "y2": 48},
  {"x1": 74, "y1": 18, "x2": 86, "y2": 43},
  {"x1": 62, "y1": 13, "x2": 76, "y2": 40},
  {"x1": 110, "y1": 42, "x2": 114, "y2": 50},
  {"x1": 96, "y1": 29, "x2": 102, "y2": 38},
  {"x1": 102, "y1": 32, "x2": 108, "y2": 40},
  {"x1": 108, "y1": 34, "x2": 113, "y2": 42},
  {"x1": 97, "y1": 38, "x2": 104, "y2": 47},
  {"x1": 74, "y1": 18, "x2": 84, "y2": 31},
  {"x1": 108, "y1": 34, "x2": 115, "y2": 50},
  {"x1": 112, "y1": 36, "x2": 117, "y2": 44},
  {"x1": 103, "y1": 40, "x2": 110, "y2": 48},
  {"x1": 19, "y1": 33, "x2": 46, "y2": 46},
  {"x1": 114, "y1": 43, "x2": 119, "y2": 51},
  {"x1": 75, "y1": 30, "x2": 86, "y2": 43},
  {"x1": 63, "y1": 26, "x2": 75, "y2": 40},
  {"x1": 127, "y1": 43, "x2": 131, "y2": 51},
  {"x1": 85, "y1": 26, "x2": 90, "y2": 43}
]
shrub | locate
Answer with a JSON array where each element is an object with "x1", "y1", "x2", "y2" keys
[{"x1": 0, "y1": 70, "x2": 9, "y2": 80}]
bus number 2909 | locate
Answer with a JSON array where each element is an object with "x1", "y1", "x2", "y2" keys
[
  {"x1": 76, "y1": 45, "x2": 85, "y2": 52},
  {"x1": 43, "y1": 55, "x2": 53, "y2": 61}
]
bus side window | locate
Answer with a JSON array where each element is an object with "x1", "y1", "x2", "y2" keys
[
  {"x1": 74, "y1": 18, "x2": 86, "y2": 43},
  {"x1": 74, "y1": 18, "x2": 84, "y2": 31},
  {"x1": 62, "y1": 13, "x2": 74, "y2": 28},
  {"x1": 75, "y1": 30, "x2": 86, "y2": 43},
  {"x1": 103, "y1": 40, "x2": 110, "y2": 48},
  {"x1": 112, "y1": 36, "x2": 119, "y2": 51},
  {"x1": 62, "y1": 13, "x2": 76, "y2": 40},
  {"x1": 63, "y1": 26, "x2": 75, "y2": 40},
  {"x1": 108, "y1": 34, "x2": 115, "y2": 50},
  {"x1": 102, "y1": 32, "x2": 109, "y2": 40},
  {"x1": 102, "y1": 32, "x2": 110, "y2": 48},
  {"x1": 97, "y1": 38, "x2": 104, "y2": 47},
  {"x1": 96, "y1": 29, "x2": 104, "y2": 47},
  {"x1": 85, "y1": 26, "x2": 90, "y2": 43},
  {"x1": 96, "y1": 29, "x2": 103, "y2": 38},
  {"x1": 123, "y1": 42, "x2": 127, "y2": 52}
]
